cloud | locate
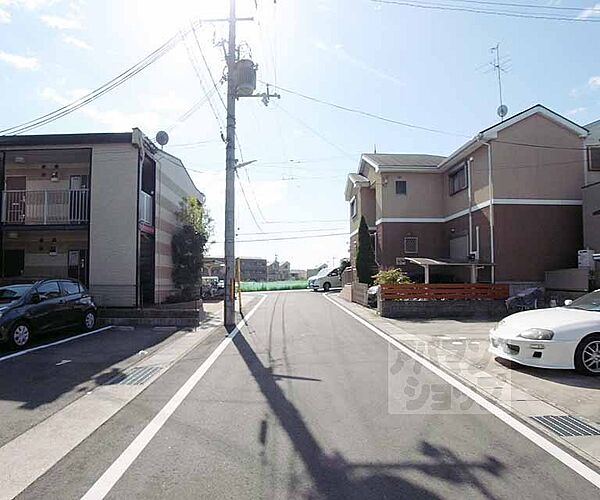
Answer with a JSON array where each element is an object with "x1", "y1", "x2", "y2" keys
[
  {"x1": 314, "y1": 40, "x2": 403, "y2": 87},
  {"x1": 40, "y1": 13, "x2": 80, "y2": 29},
  {"x1": 577, "y1": 3, "x2": 600, "y2": 19},
  {"x1": 0, "y1": 7, "x2": 10, "y2": 22},
  {"x1": 589, "y1": 76, "x2": 600, "y2": 88},
  {"x1": 0, "y1": 49, "x2": 39, "y2": 70},
  {"x1": 40, "y1": 86, "x2": 165, "y2": 132},
  {"x1": 567, "y1": 107, "x2": 587, "y2": 116},
  {"x1": 61, "y1": 34, "x2": 90, "y2": 49}
]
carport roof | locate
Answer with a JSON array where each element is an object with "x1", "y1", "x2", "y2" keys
[{"x1": 405, "y1": 257, "x2": 495, "y2": 266}]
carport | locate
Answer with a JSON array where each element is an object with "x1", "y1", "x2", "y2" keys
[{"x1": 404, "y1": 257, "x2": 495, "y2": 284}]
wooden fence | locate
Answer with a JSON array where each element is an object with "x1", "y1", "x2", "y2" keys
[{"x1": 380, "y1": 283, "x2": 509, "y2": 301}]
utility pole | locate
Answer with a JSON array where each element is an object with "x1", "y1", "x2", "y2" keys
[
  {"x1": 222, "y1": 0, "x2": 279, "y2": 327},
  {"x1": 224, "y1": 0, "x2": 237, "y2": 327}
]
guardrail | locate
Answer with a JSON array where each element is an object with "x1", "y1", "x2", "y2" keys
[
  {"x1": 2, "y1": 189, "x2": 89, "y2": 224},
  {"x1": 380, "y1": 283, "x2": 509, "y2": 301}
]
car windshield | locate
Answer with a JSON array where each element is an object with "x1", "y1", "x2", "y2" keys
[
  {"x1": 565, "y1": 291, "x2": 600, "y2": 312},
  {"x1": 0, "y1": 284, "x2": 33, "y2": 302}
]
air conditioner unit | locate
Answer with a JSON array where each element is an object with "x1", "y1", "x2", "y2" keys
[{"x1": 578, "y1": 249, "x2": 595, "y2": 270}]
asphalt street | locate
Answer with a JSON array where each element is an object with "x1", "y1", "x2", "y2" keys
[{"x1": 5, "y1": 290, "x2": 600, "y2": 499}]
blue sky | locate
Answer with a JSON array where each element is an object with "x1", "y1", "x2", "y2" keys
[{"x1": 0, "y1": 0, "x2": 599, "y2": 269}]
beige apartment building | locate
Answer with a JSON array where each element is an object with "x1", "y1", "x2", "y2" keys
[
  {"x1": 0, "y1": 130, "x2": 205, "y2": 307},
  {"x1": 346, "y1": 105, "x2": 591, "y2": 286}
]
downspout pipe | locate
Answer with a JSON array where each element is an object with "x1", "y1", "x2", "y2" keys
[
  {"x1": 477, "y1": 136, "x2": 495, "y2": 284},
  {"x1": 467, "y1": 157, "x2": 474, "y2": 256}
]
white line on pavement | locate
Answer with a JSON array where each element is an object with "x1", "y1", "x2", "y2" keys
[
  {"x1": 80, "y1": 295, "x2": 267, "y2": 500},
  {"x1": 0, "y1": 326, "x2": 113, "y2": 363},
  {"x1": 323, "y1": 294, "x2": 600, "y2": 490}
]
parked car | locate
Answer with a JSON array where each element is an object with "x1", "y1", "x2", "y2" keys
[
  {"x1": 307, "y1": 267, "x2": 343, "y2": 292},
  {"x1": 0, "y1": 278, "x2": 97, "y2": 349},
  {"x1": 489, "y1": 289, "x2": 600, "y2": 375}
]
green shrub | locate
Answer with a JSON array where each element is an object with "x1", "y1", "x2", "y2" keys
[{"x1": 373, "y1": 268, "x2": 411, "y2": 285}]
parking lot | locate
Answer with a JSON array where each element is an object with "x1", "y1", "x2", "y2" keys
[{"x1": 0, "y1": 324, "x2": 188, "y2": 448}]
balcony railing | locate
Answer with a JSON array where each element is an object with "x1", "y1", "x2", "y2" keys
[
  {"x1": 139, "y1": 191, "x2": 153, "y2": 226},
  {"x1": 1, "y1": 189, "x2": 89, "y2": 225}
]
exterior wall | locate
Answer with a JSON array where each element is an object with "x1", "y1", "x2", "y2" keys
[
  {"x1": 154, "y1": 151, "x2": 204, "y2": 303},
  {"x1": 88, "y1": 143, "x2": 138, "y2": 307},
  {"x1": 377, "y1": 222, "x2": 445, "y2": 268},
  {"x1": 379, "y1": 172, "x2": 444, "y2": 218},
  {"x1": 492, "y1": 114, "x2": 584, "y2": 200},
  {"x1": 585, "y1": 122, "x2": 600, "y2": 186},
  {"x1": 360, "y1": 186, "x2": 376, "y2": 226},
  {"x1": 2, "y1": 229, "x2": 87, "y2": 277},
  {"x1": 494, "y1": 204, "x2": 582, "y2": 282},
  {"x1": 582, "y1": 182, "x2": 600, "y2": 251}
]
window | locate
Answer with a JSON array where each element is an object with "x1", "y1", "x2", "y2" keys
[
  {"x1": 395, "y1": 180, "x2": 407, "y2": 195},
  {"x1": 404, "y1": 237, "x2": 418, "y2": 254},
  {"x1": 588, "y1": 147, "x2": 600, "y2": 171},
  {"x1": 61, "y1": 281, "x2": 81, "y2": 295},
  {"x1": 36, "y1": 281, "x2": 61, "y2": 299},
  {"x1": 350, "y1": 197, "x2": 357, "y2": 218},
  {"x1": 449, "y1": 165, "x2": 468, "y2": 195}
]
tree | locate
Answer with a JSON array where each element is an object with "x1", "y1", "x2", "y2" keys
[
  {"x1": 355, "y1": 216, "x2": 377, "y2": 284},
  {"x1": 171, "y1": 196, "x2": 213, "y2": 300}
]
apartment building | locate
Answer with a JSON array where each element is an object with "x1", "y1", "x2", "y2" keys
[
  {"x1": 0, "y1": 129, "x2": 205, "y2": 307},
  {"x1": 345, "y1": 105, "x2": 588, "y2": 285}
]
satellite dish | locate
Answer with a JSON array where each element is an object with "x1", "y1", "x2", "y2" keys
[
  {"x1": 155, "y1": 130, "x2": 169, "y2": 146},
  {"x1": 497, "y1": 105, "x2": 508, "y2": 119}
]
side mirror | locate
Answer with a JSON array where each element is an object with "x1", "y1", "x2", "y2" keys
[
  {"x1": 564, "y1": 299, "x2": 573, "y2": 306},
  {"x1": 30, "y1": 293, "x2": 41, "y2": 304}
]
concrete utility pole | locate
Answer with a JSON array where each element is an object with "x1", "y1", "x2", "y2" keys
[{"x1": 224, "y1": 0, "x2": 237, "y2": 327}]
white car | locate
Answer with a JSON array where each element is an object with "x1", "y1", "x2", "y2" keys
[
  {"x1": 307, "y1": 267, "x2": 342, "y2": 292},
  {"x1": 489, "y1": 290, "x2": 600, "y2": 375}
]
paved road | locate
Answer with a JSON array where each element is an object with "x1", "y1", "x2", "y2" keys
[{"x1": 12, "y1": 291, "x2": 600, "y2": 499}]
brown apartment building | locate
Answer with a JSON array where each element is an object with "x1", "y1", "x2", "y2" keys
[{"x1": 345, "y1": 105, "x2": 590, "y2": 286}]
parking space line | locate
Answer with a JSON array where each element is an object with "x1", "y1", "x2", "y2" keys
[
  {"x1": 323, "y1": 294, "x2": 600, "y2": 489},
  {"x1": 0, "y1": 326, "x2": 113, "y2": 363},
  {"x1": 80, "y1": 295, "x2": 267, "y2": 500}
]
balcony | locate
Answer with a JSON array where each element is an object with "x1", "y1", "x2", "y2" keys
[
  {"x1": 1, "y1": 189, "x2": 89, "y2": 225},
  {"x1": 139, "y1": 191, "x2": 153, "y2": 226}
]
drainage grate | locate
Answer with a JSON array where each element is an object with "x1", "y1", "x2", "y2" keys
[
  {"x1": 106, "y1": 366, "x2": 162, "y2": 386},
  {"x1": 531, "y1": 415, "x2": 600, "y2": 437}
]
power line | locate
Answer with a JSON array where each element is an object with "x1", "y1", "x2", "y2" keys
[
  {"x1": 238, "y1": 227, "x2": 346, "y2": 235},
  {"x1": 168, "y1": 139, "x2": 223, "y2": 148},
  {"x1": 276, "y1": 104, "x2": 355, "y2": 158},
  {"x1": 429, "y1": 0, "x2": 593, "y2": 12},
  {"x1": 0, "y1": 25, "x2": 194, "y2": 135},
  {"x1": 183, "y1": 31, "x2": 225, "y2": 133},
  {"x1": 164, "y1": 87, "x2": 219, "y2": 133},
  {"x1": 261, "y1": 81, "x2": 470, "y2": 138},
  {"x1": 217, "y1": 231, "x2": 348, "y2": 243},
  {"x1": 371, "y1": 0, "x2": 600, "y2": 23},
  {"x1": 235, "y1": 169, "x2": 265, "y2": 233}
]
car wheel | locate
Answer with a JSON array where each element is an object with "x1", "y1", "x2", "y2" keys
[
  {"x1": 574, "y1": 334, "x2": 600, "y2": 376},
  {"x1": 323, "y1": 282, "x2": 331, "y2": 292},
  {"x1": 9, "y1": 322, "x2": 31, "y2": 349},
  {"x1": 83, "y1": 310, "x2": 97, "y2": 331}
]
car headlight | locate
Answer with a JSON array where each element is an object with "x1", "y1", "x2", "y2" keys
[{"x1": 518, "y1": 328, "x2": 554, "y2": 340}]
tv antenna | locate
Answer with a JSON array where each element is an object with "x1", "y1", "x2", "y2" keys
[{"x1": 490, "y1": 43, "x2": 510, "y2": 121}]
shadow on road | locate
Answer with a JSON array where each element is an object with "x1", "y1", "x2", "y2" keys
[
  {"x1": 231, "y1": 329, "x2": 506, "y2": 499},
  {"x1": 0, "y1": 326, "x2": 181, "y2": 411}
]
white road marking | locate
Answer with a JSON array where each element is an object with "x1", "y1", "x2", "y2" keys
[
  {"x1": 323, "y1": 294, "x2": 600, "y2": 489},
  {"x1": 81, "y1": 295, "x2": 267, "y2": 500},
  {"x1": 0, "y1": 326, "x2": 113, "y2": 364},
  {"x1": 451, "y1": 341, "x2": 463, "y2": 345},
  {"x1": 55, "y1": 359, "x2": 72, "y2": 366}
]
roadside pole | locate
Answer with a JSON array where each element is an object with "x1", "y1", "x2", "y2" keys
[
  {"x1": 224, "y1": 0, "x2": 237, "y2": 327},
  {"x1": 236, "y1": 257, "x2": 242, "y2": 309}
]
